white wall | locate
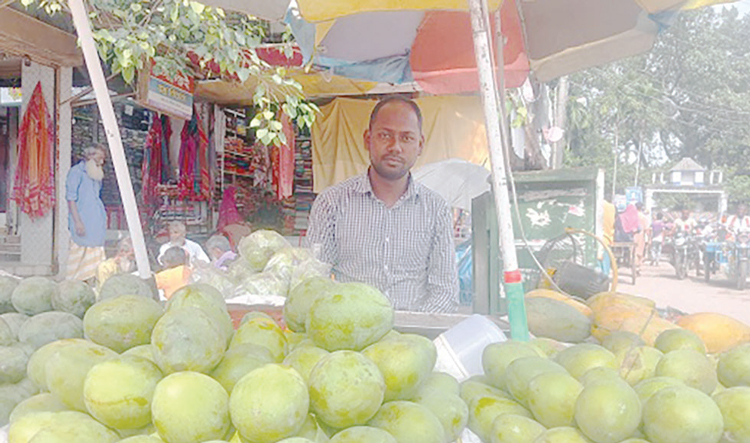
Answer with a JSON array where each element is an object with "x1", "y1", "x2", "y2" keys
[{"x1": 19, "y1": 61, "x2": 55, "y2": 269}]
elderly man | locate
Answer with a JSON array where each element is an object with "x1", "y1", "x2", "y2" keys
[
  {"x1": 157, "y1": 221, "x2": 210, "y2": 266},
  {"x1": 306, "y1": 96, "x2": 459, "y2": 313},
  {"x1": 66, "y1": 145, "x2": 108, "y2": 282}
]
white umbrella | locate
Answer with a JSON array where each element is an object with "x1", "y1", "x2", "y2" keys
[{"x1": 413, "y1": 159, "x2": 490, "y2": 212}]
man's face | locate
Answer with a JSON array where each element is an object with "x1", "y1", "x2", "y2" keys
[
  {"x1": 169, "y1": 228, "x2": 185, "y2": 245},
  {"x1": 364, "y1": 102, "x2": 424, "y2": 181},
  {"x1": 681, "y1": 210, "x2": 690, "y2": 220},
  {"x1": 90, "y1": 150, "x2": 105, "y2": 167},
  {"x1": 739, "y1": 205, "x2": 747, "y2": 217}
]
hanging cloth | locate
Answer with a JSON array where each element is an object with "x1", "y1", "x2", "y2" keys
[
  {"x1": 141, "y1": 113, "x2": 173, "y2": 207},
  {"x1": 272, "y1": 113, "x2": 295, "y2": 200},
  {"x1": 12, "y1": 82, "x2": 55, "y2": 220},
  {"x1": 178, "y1": 107, "x2": 211, "y2": 201}
]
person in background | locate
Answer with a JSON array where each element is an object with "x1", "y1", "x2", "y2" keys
[
  {"x1": 66, "y1": 145, "x2": 108, "y2": 283},
  {"x1": 96, "y1": 236, "x2": 135, "y2": 289},
  {"x1": 206, "y1": 235, "x2": 237, "y2": 271},
  {"x1": 725, "y1": 204, "x2": 750, "y2": 234},
  {"x1": 634, "y1": 203, "x2": 650, "y2": 275},
  {"x1": 672, "y1": 208, "x2": 697, "y2": 234},
  {"x1": 155, "y1": 246, "x2": 192, "y2": 300},
  {"x1": 157, "y1": 221, "x2": 210, "y2": 266},
  {"x1": 306, "y1": 96, "x2": 459, "y2": 313},
  {"x1": 650, "y1": 213, "x2": 665, "y2": 266},
  {"x1": 600, "y1": 200, "x2": 616, "y2": 276}
]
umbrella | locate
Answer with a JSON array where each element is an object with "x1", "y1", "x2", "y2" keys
[
  {"x1": 289, "y1": 0, "x2": 736, "y2": 89},
  {"x1": 288, "y1": 0, "x2": 528, "y2": 95},
  {"x1": 413, "y1": 159, "x2": 490, "y2": 212}
]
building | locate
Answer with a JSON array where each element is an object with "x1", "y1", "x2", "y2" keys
[{"x1": 646, "y1": 158, "x2": 726, "y2": 214}]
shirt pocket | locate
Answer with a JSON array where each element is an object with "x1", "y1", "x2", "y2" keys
[{"x1": 393, "y1": 228, "x2": 432, "y2": 271}]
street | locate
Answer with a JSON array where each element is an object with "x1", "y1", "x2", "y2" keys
[{"x1": 615, "y1": 261, "x2": 750, "y2": 325}]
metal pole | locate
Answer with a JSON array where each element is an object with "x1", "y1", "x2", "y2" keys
[
  {"x1": 68, "y1": 0, "x2": 153, "y2": 279},
  {"x1": 468, "y1": 0, "x2": 528, "y2": 340},
  {"x1": 612, "y1": 123, "x2": 619, "y2": 200}
]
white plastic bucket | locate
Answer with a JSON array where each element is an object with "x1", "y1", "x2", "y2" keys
[{"x1": 433, "y1": 314, "x2": 507, "y2": 382}]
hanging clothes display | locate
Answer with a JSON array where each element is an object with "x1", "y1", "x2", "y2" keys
[
  {"x1": 12, "y1": 82, "x2": 55, "y2": 220},
  {"x1": 271, "y1": 113, "x2": 295, "y2": 200},
  {"x1": 178, "y1": 107, "x2": 211, "y2": 201},
  {"x1": 142, "y1": 113, "x2": 173, "y2": 207}
]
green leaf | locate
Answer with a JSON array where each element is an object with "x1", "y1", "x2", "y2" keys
[
  {"x1": 256, "y1": 128, "x2": 269, "y2": 140},
  {"x1": 130, "y1": 3, "x2": 142, "y2": 12},
  {"x1": 262, "y1": 110, "x2": 274, "y2": 120},
  {"x1": 269, "y1": 121, "x2": 283, "y2": 131},
  {"x1": 249, "y1": 118, "x2": 261, "y2": 128}
]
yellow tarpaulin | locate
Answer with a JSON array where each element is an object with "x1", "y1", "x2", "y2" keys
[
  {"x1": 312, "y1": 96, "x2": 490, "y2": 193},
  {"x1": 297, "y1": 0, "x2": 503, "y2": 22},
  {"x1": 195, "y1": 71, "x2": 377, "y2": 105}
]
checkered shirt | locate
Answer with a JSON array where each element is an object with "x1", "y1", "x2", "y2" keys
[{"x1": 305, "y1": 172, "x2": 459, "y2": 313}]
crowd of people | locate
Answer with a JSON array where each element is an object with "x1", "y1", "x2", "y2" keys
[{"x1": 606, "y1": 201, "x2": 750, "y2": 276}]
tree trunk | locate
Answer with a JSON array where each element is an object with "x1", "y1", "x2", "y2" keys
[{"x1": 551, "y1": 76, "x2": 569, "y2": 169}]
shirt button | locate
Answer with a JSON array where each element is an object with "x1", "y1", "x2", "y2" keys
[
  {"x1": 385, "y1": 237, "x2": 390, "y2": 243},
  {"x1": 384, "y1": 265, "x2": 389, "y2": 271}
]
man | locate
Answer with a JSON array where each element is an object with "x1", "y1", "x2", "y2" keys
[
  {"x1": 206, "y1": 234, "x2": 237, "y2": 270},
  {"x1": 66, "y1": 145, "x2": 108, "y2": 282},
  {"x1": 725, "y1": 204, "x2": 750, "y2": 234},
  {"x1": 157, "y1": 221, "x2": 210, "y2": 266},
  {"x1": 306, "y1": 97, "x2": 459, "y2": 313},
  {"x1": 672, "y1": 208, "x2": 697, "y2": 234},
  {"x1": 634, "y1": 203, "x2": 650, "y2": 275},
  {"x1": 650, "y1": 213, "x2": 665, "y2": 266}
]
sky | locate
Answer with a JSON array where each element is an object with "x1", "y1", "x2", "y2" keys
[{"x1": 719, "y1": 0, "x2": 750, "y2": 15}]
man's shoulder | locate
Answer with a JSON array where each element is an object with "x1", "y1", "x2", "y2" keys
[
  {"x1": 414, "y1": 181, "x2": 450, "y2": 212},
  {"x1": 68, "y1": 161, "x2": 85, "y2": 176},
  {"x1": 317, "y1": 175, "x2": 366, "y2": 201}
]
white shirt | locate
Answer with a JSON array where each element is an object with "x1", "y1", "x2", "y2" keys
[
  {"x1": 158, "y1": 238, "x2": 210, "y2": 265},
  {"x1": 725, "y1": 215, "x2": 750, "y2": 234}
]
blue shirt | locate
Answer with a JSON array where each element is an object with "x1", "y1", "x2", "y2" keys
[{"x1": 66, "y1": 161, "x2": 106, "y2": 247}]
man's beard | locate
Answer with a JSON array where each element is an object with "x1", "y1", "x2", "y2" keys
[{"x1": 86, "y1": 159, "x2": 104, "y2": 181}]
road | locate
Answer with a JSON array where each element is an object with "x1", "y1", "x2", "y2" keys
[{"x1": 613, "y1": 261, "x2": 750, "y2": 325}]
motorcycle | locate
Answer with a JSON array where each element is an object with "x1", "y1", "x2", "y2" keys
[
  {"x1": 666, "y1": 231, "x2": 701, "y2": 280},
  {"x1": 704, "y1": 229, "x2": 750, "y2": 290}
]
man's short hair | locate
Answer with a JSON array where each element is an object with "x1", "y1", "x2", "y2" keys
[
  {"x1": 369, "y1": 96, "x2": 423, "y2": 132},
  {"x1": 83, "y1": 144, "x2": 107, "y2": 159},
  {"x1": 206, "y1": 235, "x2": 231, "y2": 253},
  {"x1": 168, "y1": 221, "x2": 186, "y2": 234},
  {"x1": 162, "y1": 246, "x2": 187, "y2": 268}
]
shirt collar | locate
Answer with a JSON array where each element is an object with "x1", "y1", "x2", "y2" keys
[{"x1": 355, "y1": 169, "x2": 421, "y2": 202}]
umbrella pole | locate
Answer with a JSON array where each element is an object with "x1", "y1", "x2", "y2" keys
[
  {"x1": 68, "y1": 0, "x2": 153, "y2": 280},
  {"x1": 467, "y1": 0, "x2": 529, "y2": 340}
]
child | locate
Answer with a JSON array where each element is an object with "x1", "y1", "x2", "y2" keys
[{"x1": 155, "y1": 246, "x2": 192, "y2": 300}]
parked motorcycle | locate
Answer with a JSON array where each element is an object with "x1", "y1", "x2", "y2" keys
[
  {"x1": 668, "y1": 231, "x2": 700, "y2": 280},
  {"x1": 704, "y1": 229, "x2": 750, "y2": 290}
]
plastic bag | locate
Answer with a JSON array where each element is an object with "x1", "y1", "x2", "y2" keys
[
  {"x1": 289, "y1": 258, "x2": 332, "y2": 293},
  {"x1": 237, "y1": 230, "x2": 291, "y2": 272},
  {"x1": 263, "y1": 248, "x2": 313, "y2": 286},
  {"x1": 239, "y1": 272, "x2": 288, "y2": 298}
]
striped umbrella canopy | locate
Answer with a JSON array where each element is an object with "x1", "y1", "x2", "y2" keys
[{"x1": 283, "y1": 0, "x2": 737, "y2": 93}]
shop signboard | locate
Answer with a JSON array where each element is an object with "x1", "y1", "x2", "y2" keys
[
  {"x1": 0, "y1": 88, "x2": 22, "y2": 107},
  {"x1": 626, "y1": 186, "x2": 643, "y2": 206},
  {"x1": 137, "y1": 62, "x2": 194, "y2": 120}
]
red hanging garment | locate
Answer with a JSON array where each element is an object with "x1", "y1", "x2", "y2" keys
[
  {"x1": 142, "y1": 113, "x2": 172, "y2": 207},
  {"x1": 272, "y1": 113, "x2": 295, "y2": 200},
  {"x1": 178, "y1": 108, "x2": 211, "y2": 201},
  {"x1": 12, "y1": 82, "x2": 55, "y2": 220}
]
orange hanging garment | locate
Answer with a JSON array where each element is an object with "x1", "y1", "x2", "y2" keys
[{"x1": 12, "y1": 82, "x2": 55, "y2": 219}]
